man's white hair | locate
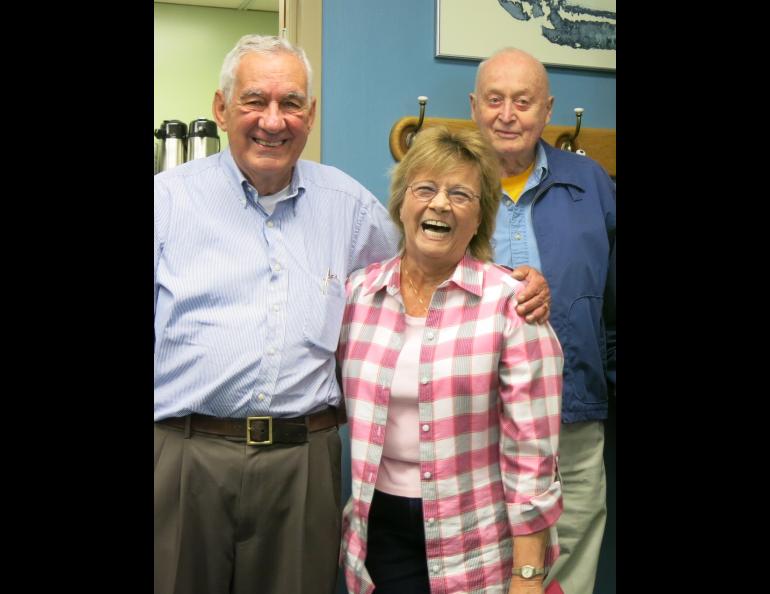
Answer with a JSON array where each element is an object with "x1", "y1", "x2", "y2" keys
[{"x1": 219, "y1": 34, "x2": 313, "y2": 103}]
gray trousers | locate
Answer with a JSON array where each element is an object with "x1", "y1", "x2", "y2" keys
[
  {"x1": 545, "y1": 421, "x2": 607, "y2": 594},
  {"x1": 154, "y1": 423, "x2": 342, "y2": 594}
]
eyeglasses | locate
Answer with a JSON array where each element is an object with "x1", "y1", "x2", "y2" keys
[{"x1": 407, "y1": 182, "x2": 480, "y2": 206}]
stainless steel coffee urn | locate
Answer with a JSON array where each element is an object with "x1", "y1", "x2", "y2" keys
[
  {"x1": 154, "y1": 119, "x2": 187, "y2": 173},
  {"x1": 187, "y1": 119, "x2": 220, "y2": 161}
]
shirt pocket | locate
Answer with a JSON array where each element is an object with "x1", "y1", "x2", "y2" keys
[{"x1": 302, "y1": 275, "x2": 345, "y2": 352}]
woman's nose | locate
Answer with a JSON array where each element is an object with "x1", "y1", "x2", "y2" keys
[{"x1": 428, "y1": 190, "x2": 451, "y2": 210}]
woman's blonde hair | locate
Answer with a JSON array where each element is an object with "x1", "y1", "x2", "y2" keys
[{"x1": 387, "y1": 126, "x2": 502, "y2": 261}]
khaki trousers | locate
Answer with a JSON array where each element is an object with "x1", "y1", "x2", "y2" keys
[
  {"x1": 154, "y1": 423, "x2": 342, "y2": 594},
  {"x1": 545, "y1": 421, "x2": 607, "y2": 594}
]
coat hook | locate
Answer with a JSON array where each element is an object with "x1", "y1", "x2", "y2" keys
[
  {"x1": 406, "y1": 96, "x2": 429, "y2": 148},
  {"x1": 557, "y1": 107, "x2": 584, "y2": 152}
]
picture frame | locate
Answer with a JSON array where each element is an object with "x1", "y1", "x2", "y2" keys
[{"x1": 435, "y1": 0, "x2": 616, "y2": 71}]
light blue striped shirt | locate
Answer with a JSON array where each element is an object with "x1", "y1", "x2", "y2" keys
[
  {"x1": 491, "y1": 142, "x2": 548, "y2": 271},
  {"x1": 154, "y1": 149, "x2": 399, "y2": 420}
]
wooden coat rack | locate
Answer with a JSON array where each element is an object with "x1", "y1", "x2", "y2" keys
[{"x1": 389, "y1": 115, "x2": 615, "y2": 178}]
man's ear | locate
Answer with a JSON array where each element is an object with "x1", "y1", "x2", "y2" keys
[
  {"x1": 306, "y1": 97, "x2": 317, "y2": 131},
  {"x1": 545, "y1": 95, "x2": 554, "y2": 125},
  {"x1": 212, "y1": 90, "x2": 228, "y2": 131}
]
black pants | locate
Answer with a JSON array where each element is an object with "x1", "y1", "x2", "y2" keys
[{"x1": 365, "y1": 489, "x2": 431, "y2": 594}]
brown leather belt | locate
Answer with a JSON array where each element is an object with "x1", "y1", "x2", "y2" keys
[{"x1": 158, "y1": 406, "x2": 346, "y2": 445}]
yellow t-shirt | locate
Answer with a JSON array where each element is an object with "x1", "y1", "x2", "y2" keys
[{"x1": 501, "y1": 162, "x2": 535, "y2": 204}]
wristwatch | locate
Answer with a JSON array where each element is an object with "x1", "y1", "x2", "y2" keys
[{"x1": 512, "y1": 565, "x2": 546, "y2": 579}]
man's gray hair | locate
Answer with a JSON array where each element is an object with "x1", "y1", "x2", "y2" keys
[{"x1": 219, "y1": 34, "x2": 313, "y2": 103}]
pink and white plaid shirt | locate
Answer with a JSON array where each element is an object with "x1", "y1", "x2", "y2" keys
[{"x1": 338, "y1": 253, "x2": 564, "y2": 594}]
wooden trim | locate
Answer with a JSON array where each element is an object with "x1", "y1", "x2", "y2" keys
[{"x1": 389, "y1": 116, "x2": 615, "y2": 178}]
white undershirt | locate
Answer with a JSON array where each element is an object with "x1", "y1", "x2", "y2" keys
[
  {"x1": 375, "y1": 314, "x2": 424, "y2": 498},
  {"x1": 258, "y1": 184, "x2": 292, "y2": 215}
]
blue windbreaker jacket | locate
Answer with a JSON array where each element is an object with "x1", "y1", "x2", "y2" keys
[{"x1": 532, "y1": 141, "x2": 616, "y2": 423}]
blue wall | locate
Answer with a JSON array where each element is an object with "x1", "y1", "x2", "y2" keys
[
  {"x1": 322, "y1": 2, "x2": 615, "y2": 593},
  {"x1": 322, "y1": 0, "x2": 615, "y2": 203}
]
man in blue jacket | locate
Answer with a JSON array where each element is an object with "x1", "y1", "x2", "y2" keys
[{"x1": 471, "y1": 48, "x2": 616, "y2": 594}]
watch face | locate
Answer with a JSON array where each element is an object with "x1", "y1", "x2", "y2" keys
[{"x1": 521, "y1": 566, "x2": 534, "y2": 579}]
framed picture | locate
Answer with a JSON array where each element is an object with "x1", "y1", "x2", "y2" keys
[{"x1": 435, "y1": 0, "x2": 616, "y2": 71}]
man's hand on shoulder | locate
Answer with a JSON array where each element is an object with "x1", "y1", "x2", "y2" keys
[{"x1": 510, "y1": 265, "x2": 551, "y2": 324}]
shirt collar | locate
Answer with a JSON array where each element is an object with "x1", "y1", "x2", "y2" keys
[
  {"x1": 501, "y1": 143, "x2": 548, "y2": 201},
  {"x1": 220, "y1": 147, "x2": 307, "y2": 211},
  {"x1": 364, "y1": 252, "x2": 485, "y2": 299},
  {"x1": 532, "y1": 141, "x2": 549, "y2": 183}
]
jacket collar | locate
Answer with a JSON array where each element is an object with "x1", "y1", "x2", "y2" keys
[{"x1": 539, "y1": 139, "x2": 587, "y2": 191}]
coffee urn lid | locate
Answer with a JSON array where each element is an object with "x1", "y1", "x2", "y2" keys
[
  {"x1": 188, "y1": 118, "x2": 219, "y2": 138},
  {"x1": 154, "y1": 119, "x2": 188, "y2": 139}
]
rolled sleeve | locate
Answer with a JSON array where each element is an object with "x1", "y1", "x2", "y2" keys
[{"x1": 498, "y1": 299, "x2": 564, "y2": 535}]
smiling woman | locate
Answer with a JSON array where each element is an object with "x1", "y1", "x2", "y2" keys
[
  {"x1": 397, "y1": 161, "x2": 483, "y2": 302},
  {"x1": 387, "y1": 126, "x2": 502, "y2": 267},
  {"x1": 337, "y1": 125, "x2": 565, "y2": 594}
]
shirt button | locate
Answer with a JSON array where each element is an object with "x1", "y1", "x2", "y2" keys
[
  {"x1": 258, "y1": 393, "x2": 266, "y2": 401},
  {"x1": 514, "y1": 232, "x2": 522, "y2": 240},
  {"x1": 273, "y1": 263, "x2": 281, "y2": 272},
  {"x1": 266, "y1": 221, "x2": 274, "y2": 228},
  {"x1": 426, "y1": 517, "x2": 435, "y2": 525},
  {"x1": 267, "y1": 347, "x2": 275, "y2": 355},
  {"x1": 422, "y1": 424, "x2": 430, "y2": 432},
  {"x1": 420, "y1": 377, "x2": 429, "y2": 385},
  {"x1": 423, "y1": 471, "x2": 432, "y2": 480},
  {"x1": 426, "y1": 331, "x2": 435, "y2": 340},
  {"x1": 431, "y1": 564, "x2": 440, "y2": 574},
  {"x1": 273, "y1": 304, "x2": 279, "y2": 312}
]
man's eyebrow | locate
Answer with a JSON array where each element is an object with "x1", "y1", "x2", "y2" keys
[
  {"x1": 238, "y1": 89, "x2": 265, "y2": 100},
  {"x1": 284, "y1": 91, "x2": 307, "y2": 101},
  {"x1": 237, "y1": 89, "x2": 307, "y2": 102},
  {"x1": 485, "y1": 85, "x2": 533, "y2": 95}
]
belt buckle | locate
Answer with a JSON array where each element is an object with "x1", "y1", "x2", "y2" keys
[{"x1": 246, "y1": 416, "x2": 272, "y2": 445}]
